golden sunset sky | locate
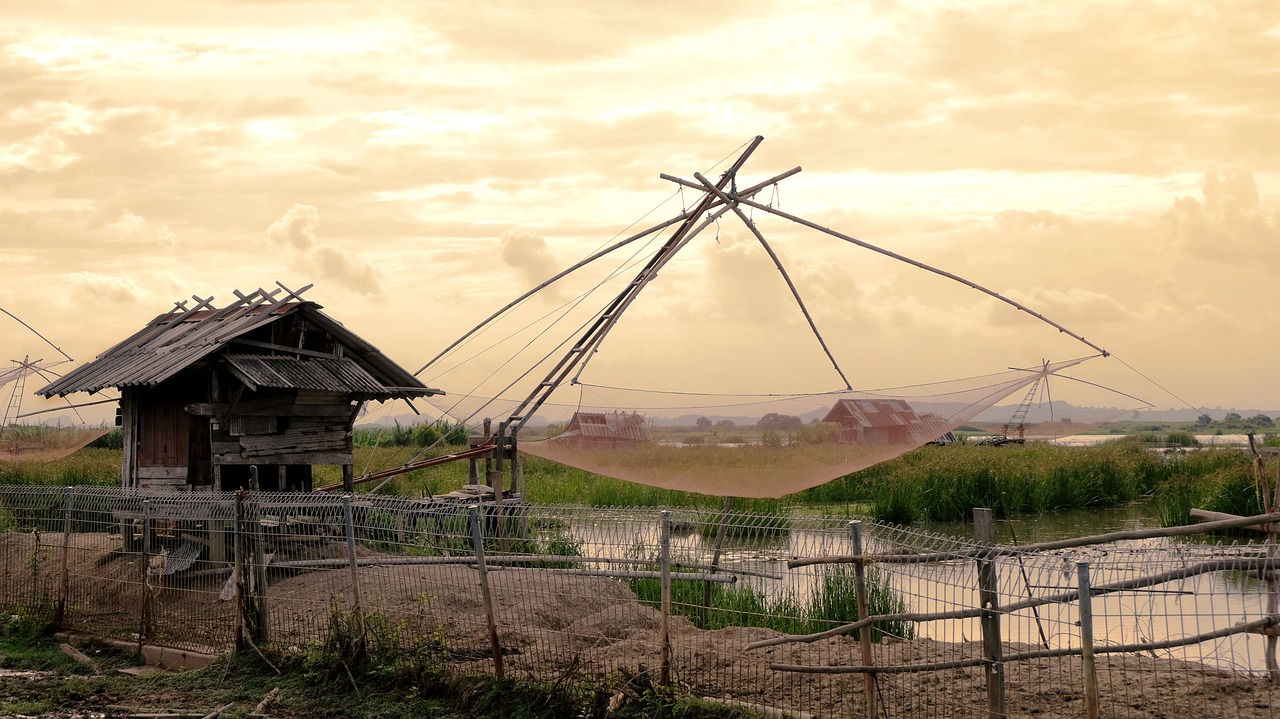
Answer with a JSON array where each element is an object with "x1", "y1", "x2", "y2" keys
[{"x1": 2, "y1": 0, "x2": 1278, "y2": 422}]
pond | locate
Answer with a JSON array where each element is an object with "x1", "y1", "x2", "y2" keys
[{"x1": 557, "y1": 502, "x2": 1277, "y2": 674}]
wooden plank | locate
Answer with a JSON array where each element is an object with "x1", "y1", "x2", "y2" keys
[
  {"x1": 187, "y1": 402, "x2": 354, "y2": 418},
  {"x1": 295, "y1": 390, "x2": 349, "y2": 405},
  {"x1": 216, "y1": 451, "x2": 352, "y2": 465},
  {"x1": 137, "y1": 466, "x2": 188, "y2": 479}
]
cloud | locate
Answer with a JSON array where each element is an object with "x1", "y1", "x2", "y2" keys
[
  {"x1": 267, "y1": 203, "x2": 320, "y2": 251},
  {"x1": 266, "y1": 204, "x2": 382, "y2": 297},
  {"x1": 499, "y1": 229, "x2": 561, "y2": 293},
  {"x1": 66, "y1": 271, "x2": 144, "y2": 305},
  {"x1": 1164, "y1": 171, "x2": 1280, "y2": 263},
  {"x1": 107, "y1": 209, "x2": 176, "y2": 250},
  {"x1": 417, "y1": 0, "x2": 770, "y2": 63}
]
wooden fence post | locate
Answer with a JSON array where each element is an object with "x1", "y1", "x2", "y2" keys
[
  {"x1": 139, "y1": 499, "x2": 153, "y2": 652},
  {"x1": 660, "y1": 509, "x2": 672, "y2": 686},
  {"x1": 468, "y1": 504, "x2": 504, "y2": 679},
  {"x1": 56, "y1": 486, "x2": 75, "y2": 628},
  {"x1": 249, "y1": 489, "x2": 269, "y2": 644},
  {"x1": 1077, "y1": 561, "x2": 1099, "y2": 719},
  {"x1": 702, "y1": 497, "x2": 732, "y2": 627},
  {"x1": 233, "y1": 490, "x2": 244, "y2": 649},
  {"x1": 973, "y1": 507, "x2": 1006, "y2": 719},
  {"x1": 342, "y1": 495, "x2": 367, "y2": 656},
  {"x1": 850, "y1": 521, "x2": 878, "y2": 719}
]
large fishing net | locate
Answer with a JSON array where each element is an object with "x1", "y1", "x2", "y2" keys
[
  {"x1": 0, "y1": 358, "x2": 113, "y2": 463},
  {"x1": 416, "y1": 138, "x2": 1145, "y2": 498}
]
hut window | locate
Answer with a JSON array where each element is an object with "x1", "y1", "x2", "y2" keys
[{"x1": 229, "y1": 415, "x2": 277, "y2": 436}]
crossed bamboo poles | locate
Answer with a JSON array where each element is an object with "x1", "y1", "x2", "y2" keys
[{"x1": 415, "y1": 136, "x2": 1110, "y2": 460}]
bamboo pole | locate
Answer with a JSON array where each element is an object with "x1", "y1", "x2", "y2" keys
[
  {"x1": 468, "y1": 505, "x2": 503, "y2": 679},
  {"x1": 660, "y1": 510, "x2": 672, "y2": 686},
  {"x1": 768, "y1": 617, "x2": 1280, "y2": 675},
  {"x1": 849, "y1": 521, "x2": 877, "y2": 719},
  {"x1": 737, "y1": 195, "x2": 1110, "y2": 357},
  {"x1": 1077, "y1": 562, "x2": 1099, "y2": 719},
  {"x1": 267, "y1": 552, "x2": 758, "y2": 577},
  {"x1": 973, "y1": 508, "x2": 1005, "y2": 719}
]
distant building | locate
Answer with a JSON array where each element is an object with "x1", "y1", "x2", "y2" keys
[
  {"x1": 821, "y1": 399, "x2": 951, "y2": 445},
  {"x1": 37, "y1": 287, "x2": 439, "y2": 492},
  {"x1": 556, "y1": 411, "x2": 652, "y2": 449}
]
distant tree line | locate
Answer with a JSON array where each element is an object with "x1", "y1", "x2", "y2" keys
[{"x1": 1194, "y1": 413, "x2": 1274, "y2": 430}]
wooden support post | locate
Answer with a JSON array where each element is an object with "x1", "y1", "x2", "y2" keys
[
  {"x1": 246, "y1": 469, "x2": 269, "y2": 644},
  {"x1": 468, "y1": 505, "x2": 503, "y2": 679},
  {"x1": 660, "y1": 510, "x2": 672, "y2": 686},
  {"x1": 56, "y1": 486, "x2": 75, "y2": 628},
  {"x1": 341, "y1": 464, "x2": 354, "y2": 494},
  {"x1": 1077, "y1": 562, "x2": 1099, "y2": 719},
  {"x1": 702, "y1": 496, "x2": 732, "y2": 627},
  {"x1": 342, "y1": 495, "x2": 367, "y2": 657},
  {"x1": 482, "y1": 418, "x2": 492, "y2": 481},
  {"x1": 850, "y1": 521, "x2": 877, "y2": 719},
  {"x1": 973, "y1": 508, "x2": 1006, "y2": 719},
  {"x1": 513, "y1": 451, "x2": 524, "y2": 498}
]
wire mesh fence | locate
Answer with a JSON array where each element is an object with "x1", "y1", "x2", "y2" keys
[{"x1": 0, "y1": 484, "x2": 1276, "y2": 718}]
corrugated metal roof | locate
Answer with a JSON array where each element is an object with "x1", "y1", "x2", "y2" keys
[
  {"x1": 223, "y1": 354, "x2": 389, "y2": 395},
  {"x1": 37, "y1": 299, "x2": 439, "y2": 400},
  {"x1": 823, "y1": 399, "x2": 951, "y2": 442},
  {"x1": 564, "y1": 412, "x2": 652, "y2": 441}
]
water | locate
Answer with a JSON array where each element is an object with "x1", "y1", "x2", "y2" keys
[{"x1": 559, "y1": 503, "x2": 1278, "y2": 673}]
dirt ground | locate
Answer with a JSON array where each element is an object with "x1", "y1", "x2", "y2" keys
[{"x1": 3, "y1": 532, "x2": 1277, "y2": 718}]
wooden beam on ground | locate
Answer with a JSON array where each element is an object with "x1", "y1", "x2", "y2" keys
[{"x1": 1189, "y1": 508, "x2": 1271, "y2": 532}]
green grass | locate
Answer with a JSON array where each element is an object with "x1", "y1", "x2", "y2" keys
[
  {"x1": 1, "y1": 439, "x2": 1272, "y2": 530},
  {"x1": 628, "y1": 564, "x2": 913, "y2": 641}
]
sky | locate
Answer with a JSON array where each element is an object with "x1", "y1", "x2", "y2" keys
[{"x1": 2, "y1": 0, "x2": 1279, "y2": 426}]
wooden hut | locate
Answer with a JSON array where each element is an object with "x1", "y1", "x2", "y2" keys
[
  {"x1": 37, "y1": 286, "x2": 440, "y2": 492},
  {"x1": 557, "y1": 411, "x2": 652, "y2": 449},
  {"x1": 821, "y1": 398, "x2": 948, "y2": 445}
]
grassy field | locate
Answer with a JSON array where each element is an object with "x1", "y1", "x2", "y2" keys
[{"x1": 1, "y1": 433, "x2": 1273, "y2": 526}]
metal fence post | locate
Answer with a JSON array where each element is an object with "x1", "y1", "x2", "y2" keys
[
  {"x1": 660, "y1": 509, "x2": 672, "y2": 685},
  {"x1": 850, "y1": 521, "x2": 877, "y2": 719},
  {"x1": 1077, "y1": 562, "x2": 1099, "y2": 719},
  {"x1": 342, "y1": 494, "x2": 367, "y2": 654},
  {"x1": 56, "y1": 486, "x2": 75, "y2": 628},
  {"x1": 973, "y1": 508, "x2": 1006, "y2": 719},
  {"x1": 468, "y1": 504, "x2": 504, "y2": 679}
]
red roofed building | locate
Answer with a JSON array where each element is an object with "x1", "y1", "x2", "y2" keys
[
  {"x1": 821, "y1": 399, "x2": 950, "y2": 445},
  {"x1": 556, "y1": 411, "x2": 652, "y2": 449}
]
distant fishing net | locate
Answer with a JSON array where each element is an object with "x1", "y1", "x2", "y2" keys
[
  {"x1": 0, "y1": 360, "x2": 112, "y2": 463},
  {"x1": 433, "y1": 357, "x2": 1103, "y2": 498},
  {"x1": 415, "y1": 137, "x2": 1147, "y2": 498}
]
